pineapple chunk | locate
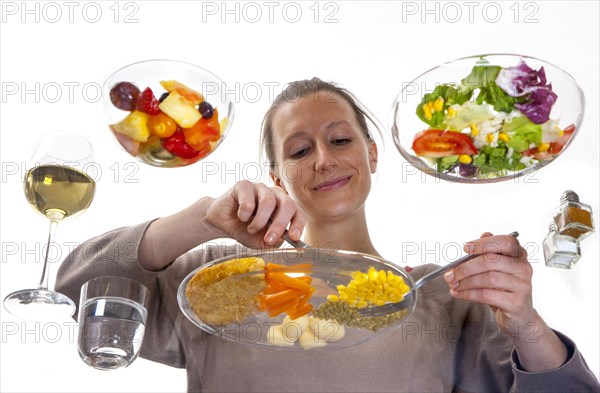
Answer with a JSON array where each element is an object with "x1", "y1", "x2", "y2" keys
[
  {"x1": 110, "y1": 110, "x2": 150, "y2": 142},
  {"x1": 160, "y1": 80, "x2": 204, "y2": 105},
  {"x1": 158, "y1": 91, "x2": 201, "y2": 128}
]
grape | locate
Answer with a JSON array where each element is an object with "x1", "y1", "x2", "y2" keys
[
  {"x1": 110, "y1": 82, "x2": 140, "y2": 111},
  {"x1": 198, "y1": 101, "x2": 214, "y2": 119}
]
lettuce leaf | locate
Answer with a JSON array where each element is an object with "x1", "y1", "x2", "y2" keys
[
  {"x1": 473, "y1": 143, "x2": 525, "y2": 174},
  {"x1": 460, "y1": 59, "x2": 502, "y2": 94},
  {"x1": 460, "y1": 58, "x2": 518, "y2": 113},
  {"x1": 446, "y1": 104, "x2": 493, "y2": 131},
  {"x1": 508, "y1": 124, "x2": 542, "y2": 152},
  {"x1": 502, "y1": 115, "x2": 542, "y2": 152},
  {"x1": 476, "y1": 83, "x2": 520, "y2": 113},
  {"x1": 436, "y1": 155, "x2": 459, "y2": 173},
  {"x1": 416, "y1": 84, "x2": 472, "y2": 128}
]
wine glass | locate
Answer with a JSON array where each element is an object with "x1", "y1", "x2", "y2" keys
[{"x1": 4, "y1": 131, "x2": 96, "y2": 321}]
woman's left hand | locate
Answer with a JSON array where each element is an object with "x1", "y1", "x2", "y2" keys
[
  {"x1": 444, "y1": 232, "x2": 569, "y2": 371},
  {"x1": 443, "y1": 232, "x2": 537, "y2": 339}
]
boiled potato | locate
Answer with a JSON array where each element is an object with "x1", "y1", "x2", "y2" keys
[
  {"x1": 267, "y1": 325, "x2": 294, "y2": 347},
  {"x1": 282, "y1": 315, "x2": 309, "y2": 338},
  {"x1": 299, "y1": 328, "x2": 327, "y2": 350}
]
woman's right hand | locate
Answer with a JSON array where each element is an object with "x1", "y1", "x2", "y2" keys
[
  {"x1": 139, "y1": 181, "x2": 305, "y2": 271},
  {"x1": 204, "y1": 180, "x2": 306, "y2": 249}
]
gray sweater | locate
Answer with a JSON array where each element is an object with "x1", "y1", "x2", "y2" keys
[{"x1": 56, "y1": 221, "x2": 600, "y2": 392}]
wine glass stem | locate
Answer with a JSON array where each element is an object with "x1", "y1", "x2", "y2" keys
[{"x1": 38, "y1": 218, "x2": 59, "y2": 290}]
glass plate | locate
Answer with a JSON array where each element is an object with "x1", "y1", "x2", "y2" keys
[
  {"x1": 390, "y1": 53, "x2": 584, "y2": 183},
  {"x1": 177, "y1": 247, "x2": 416, "y2": 350},
  {"x1": 103, "y1": 59, "x2": 235, "y2": 168}
]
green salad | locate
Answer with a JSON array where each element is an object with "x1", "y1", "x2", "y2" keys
[{"x1": 412, "y1": 57, "x2": 575, "y2": 178}]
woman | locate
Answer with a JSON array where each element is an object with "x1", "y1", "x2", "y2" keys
[{"x1": 57, "y1": 78, "x2": 599, "y2": 392}]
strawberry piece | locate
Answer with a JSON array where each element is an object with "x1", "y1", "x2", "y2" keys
[
  {"x1": 136, "y1": 87, "x2": 161, "y2": 115},
  {"x1": 162, "y1": 129, "x2": 200, "y2": 159}
]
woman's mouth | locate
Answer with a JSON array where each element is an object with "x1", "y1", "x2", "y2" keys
[{"x1": 313, "y1": 176, "x2": 352, "y2": 191}]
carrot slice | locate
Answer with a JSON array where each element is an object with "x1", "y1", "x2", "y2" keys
[
  {"x1": 287, "y1": 303, "x2": 314, "y2": 320},
  {"x1": 264, "y1": 275, "x2": 311, "y2": 293},
  {"x1": 266, "y1": 272, "x2": 312, "y2": 291},
  {"x1": 266, "y1": 298, "x2": 298, "y2": 317},
  {"x1": 263, "y1": 281, "x2": 289, "y2": 294},
  {"x1": 297, "y1": 276, "x2": 312, "y2": 285},
  {"x1": 297, "y1": 288, "x2": 315, "y2": 308},
  {"x1": 264, "y1": 289, "x2": 304, "y2": 308}
]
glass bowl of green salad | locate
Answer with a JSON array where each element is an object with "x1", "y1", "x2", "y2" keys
[{"x1": 390, "y1": 54, "x2": 584, "y2": 183}]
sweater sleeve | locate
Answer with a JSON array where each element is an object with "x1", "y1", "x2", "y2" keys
[
  {"x1": 510, "y1": 330, "x2": 600, "y2": 392},
  {"x1": 54, "y1": 220, "x2": 234, "y2": 369},
  {"x1": 414, "y1": 264, "x2": 599, "y2": 393},
  {"x1": 451, "y1": 300, "x2": 600, "y2": 392}
]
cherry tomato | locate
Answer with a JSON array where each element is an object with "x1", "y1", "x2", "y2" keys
[
  {"x1": 147, "y1": 112, "x2": 177, "y2": 138},
  {"x1": 182, "y1": 108, "x2": 221, "y2": 150},
  {"x1": 521, "y1": 147, "x2": 539, "y2": 157},
  {"x1": 412, "y1": 129, "x2": 478, "y2": 157},
  {"x1": 548, "y1": 124, "x2": 575, "y2": 155},
  {"x1": 522, "y1": 147, "x2": 553, "y2": 161}
]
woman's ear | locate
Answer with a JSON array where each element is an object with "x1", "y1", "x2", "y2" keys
[
  {"x1": 270, "y1": 169, "x2": 287, "y2": 193},
  {"x1": 368, "y1": 141, "x2": 378, "y2": 174}
]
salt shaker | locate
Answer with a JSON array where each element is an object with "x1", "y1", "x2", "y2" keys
[
  {"x1": 553, "y1": 190, "x2": 594, "y2": 241},
  {"x1": 543, "y1": 223, "x2": 581, "y2": 269}
]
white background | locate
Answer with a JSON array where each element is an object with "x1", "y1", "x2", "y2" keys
[{"x1": 1, "y1": 1, "x2": 598, "y2": 391}]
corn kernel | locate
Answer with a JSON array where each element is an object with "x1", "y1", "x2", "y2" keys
[
  {"x1": 433, "y1": 97, "x2": 444, "y2": 112},
  {"x1": 538, "y1": 143, "x2": 550, "y2": 152},
  {"x1": 486, "y1": 133, "x2": 495, "y2": 143},
  {"x1": 498, "y1": 132, "x2": 509, "y2": 143},
  {"x1": 422, "y1": 103, "x2": 433, "y2": 121},
  {"x1": 368, "y1": 268, "x2": 378, "y2": 281},
  {"x1": 470, "y1": 124, "x2": 479, "y2": 137},
  {"x1": 458, "y1": 155, "x2": 472, "y2": 164},
  {"x1": 447, "y1": 107, "x2": 456, "y2": 118}
]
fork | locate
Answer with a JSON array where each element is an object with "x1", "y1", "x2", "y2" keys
[{"x1": 282, "y1": 231, "x2": 310, "y2": 249}]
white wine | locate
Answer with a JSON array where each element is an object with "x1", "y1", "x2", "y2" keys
[{"x1": 24, "y1": 164, "x2": 96, "y2": 220}]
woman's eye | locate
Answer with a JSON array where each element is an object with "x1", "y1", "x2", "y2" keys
[
  {"x1": 290, "y1": 148, "x2": 309, "y2": 159},
  {"x1": 332, "y1": 138, "x2": 351, "y2": 145}
]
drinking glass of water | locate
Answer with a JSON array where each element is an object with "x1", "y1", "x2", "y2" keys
[{"x1": 77, "y1": 276, "x2": 150, "y2": 370}]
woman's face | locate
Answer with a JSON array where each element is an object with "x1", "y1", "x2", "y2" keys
[{"x1": 270, "y1": 92, "x2": 378, "y2": 223}]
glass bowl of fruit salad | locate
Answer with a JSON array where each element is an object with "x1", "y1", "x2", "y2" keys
[
  {"x1": 390, "y1": 54, "x2": 584, "y2": 183},
  {"x1": 103, "y1": 59, "x2": 235, "y2": 167}
]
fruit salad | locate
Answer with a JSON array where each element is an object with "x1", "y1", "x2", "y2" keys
[
  {"x1": 411, "y1": 57, "x2": 576, "y2": 179},
  {"x1": 109, "y1": 80, "x2": 226, "y2": 167}
]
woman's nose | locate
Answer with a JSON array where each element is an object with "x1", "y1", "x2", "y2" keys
[{"x1": 313, "y1": 144, "x2": 337, "y2": 172}]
